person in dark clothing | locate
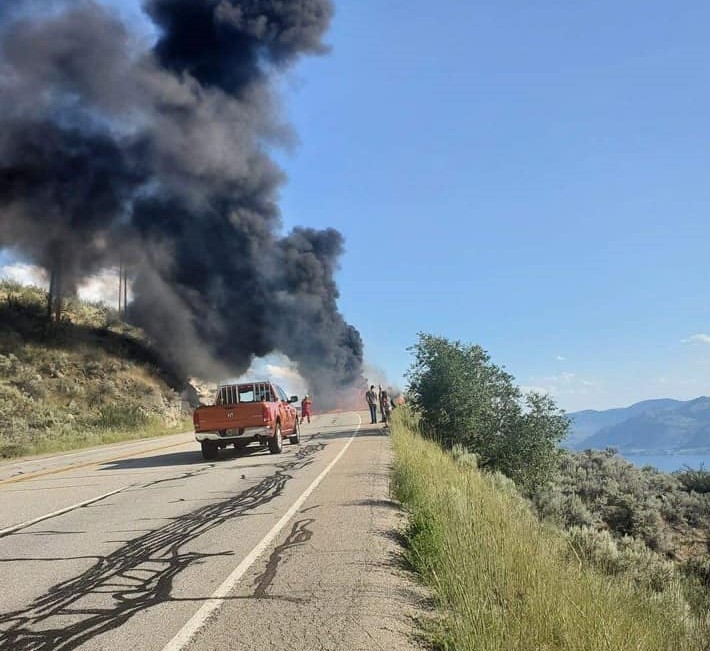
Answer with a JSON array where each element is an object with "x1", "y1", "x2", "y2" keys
[{"x1": 365, "y1": 385, "x2": 377, "y2": 424}]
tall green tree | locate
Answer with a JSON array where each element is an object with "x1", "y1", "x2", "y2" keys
[{"x1": 406, "y1": 333, "x2": 569, "y2": 491}]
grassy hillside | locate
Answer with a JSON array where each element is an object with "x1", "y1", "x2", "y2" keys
[
  {"x1": 0, "y1": 280, "x2": 191, "y2": 458},
  {"x1": 390, "y1": 408, "x2": 709, "y2": 651}
]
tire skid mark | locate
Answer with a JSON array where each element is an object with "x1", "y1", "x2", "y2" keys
[
  {"x1": 252, "y1": 518, "x2": 315, "y2": 599},
  {"x1": 0, "y1": 442, "x2": 326, "y2": 651}
]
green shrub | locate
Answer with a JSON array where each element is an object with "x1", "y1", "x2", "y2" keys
[
  {"x1": 681, "y1": 558, "x2": 710, "y2": 619},
  {"x1": 0, "y1": 354, "x2": 14, "y2": 373},
  {"x1": 406, "y1": 333, "x2": 569, "y2": 492},
  {"x1": 96, "y1": 404, "x2": 150, "y2": 430},
  {"x1": 12, "y1": 367, "x2": 47, "y2": 400},
  {"x1": 532, "y1": 449, "x2": 704, "y2": 555},
  {"x1": 676, "y1": 467, "x2": 710, "y2": 494},
  {"x1": 565, "y1": 526, "x2": 679, "y2": 595},
  {"x1": 451, "y1": 443, "x2": 479, "y2": 470}
]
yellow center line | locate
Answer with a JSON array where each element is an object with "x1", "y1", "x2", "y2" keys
[{"x1": 0, "y1": 440, "x2": 191, "y2": 487}]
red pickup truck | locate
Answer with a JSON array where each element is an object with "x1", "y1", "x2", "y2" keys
[{"x1": 193, "y1": 381, "x2": 300, "y2": 459}]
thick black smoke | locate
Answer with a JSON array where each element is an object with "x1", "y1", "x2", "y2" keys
[{"x1": 0, "y1": 0, "x2": 363, "y2": 402}]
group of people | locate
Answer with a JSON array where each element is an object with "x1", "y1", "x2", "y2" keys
[
  {"x1": 365, "y1": 384, "x2": 396, "y2": 425},
  {"x1": 299, "y1": 386, "x2": 401, "y2": 428}
]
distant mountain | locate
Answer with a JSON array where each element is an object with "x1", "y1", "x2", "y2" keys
[
  {"x1": 567, "y1": 397, "x2": 710, "y2": 453},
  {"x1": 566, "y1": 399, "x2": 683, "y2": 446}
]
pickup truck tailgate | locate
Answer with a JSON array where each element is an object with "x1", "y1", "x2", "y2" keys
[{"x1": 193, "y1": 403, "x2": 266, "y2": 433}]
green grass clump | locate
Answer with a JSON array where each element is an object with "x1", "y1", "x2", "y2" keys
[{"x1": 390, "y1": 408, "x2": 708, "y2": 651}]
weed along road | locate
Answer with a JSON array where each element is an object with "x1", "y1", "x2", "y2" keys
[{"x1": 0, "y1": 411, "x2": 426, "y2": 651}]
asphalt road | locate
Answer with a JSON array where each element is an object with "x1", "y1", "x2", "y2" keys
[{"x1": 0, "y1": 411, "x2": 428, "y2": 651}]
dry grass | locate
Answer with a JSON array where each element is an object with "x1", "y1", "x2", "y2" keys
[
  {"x1": 0, "y1": 281, "x2": 191, "y2": 458},
  {"x1": 390, "y1": 408, "x2": 709, "y2": 651}
]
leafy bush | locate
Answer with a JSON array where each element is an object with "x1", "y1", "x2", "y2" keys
[
  {"x1": 96, "y1": 404, "x2": 150, "y2": 430},
  {"x1": 531, "y1": 449, "x2": 699, "y2": 554},
  {"x1": 676, "y1": 467, "x2": 710, "y2": 494},
  {"x1": 565, "y1": 526, "x2": 680, "y2": 594},
  {"x1": 406, "y1": 332, "x2": 569, "y2": 491},
  {"x1": 11, "y1": 365, "x2": 47, "y2": 400}
]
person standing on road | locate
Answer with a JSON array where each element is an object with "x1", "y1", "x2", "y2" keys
[
  {"x1": 380, "y1": 390, "x2": 392, "y2": 425},
  {"x1": 366, "y1": 385, "x2": 377, "y2": 424},
  {"x1": 301, "y1": 394, "x2": 312, "y2": 424}
]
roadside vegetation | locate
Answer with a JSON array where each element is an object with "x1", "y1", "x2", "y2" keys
[
  {"x1": 534, "y1": 449, "x2": 710, "y2": 608},
  {"x1": 392, "y1": 332, "x2": 710, "y2": 650},
  {"x1": 0, "y1": 281, "x2": 191, "y2": 458}
]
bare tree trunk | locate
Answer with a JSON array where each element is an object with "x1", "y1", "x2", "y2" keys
[
  {"x1": 54, "y1": 264, "x2": 62, "y2": 324},
  {"x1": 123, "y1": 267, "x2": 127, "y2": 318},
  {"x1": 118, "y1": 260, "x2": 123, "y2": 315},
  {"x1": 47, "y1": 268, "x2": 55, "y2": 321}
]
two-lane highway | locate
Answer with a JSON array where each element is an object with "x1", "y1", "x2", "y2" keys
[{"x1": 0, "y1": 412, "x2": 427, "y2": 651}]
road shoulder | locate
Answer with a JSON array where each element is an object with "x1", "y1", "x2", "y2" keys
[{"x1": 187, "y1": 424, "x2": 432, "y2": 651}]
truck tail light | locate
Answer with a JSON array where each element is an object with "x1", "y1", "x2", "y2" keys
[
  {"x1": 262, "y1": 404, "x2": 271, "y2": 424},
  {"x1": 193, "y1": 410, "x2": 200, "y2": 428}
]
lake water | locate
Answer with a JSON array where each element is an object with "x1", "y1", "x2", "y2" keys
[{"x1": 622, "y1": 454, "x2": 710, "y2": 473}]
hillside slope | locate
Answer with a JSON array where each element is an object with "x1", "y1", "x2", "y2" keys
[{"x1": 0, "y1": 281, "x2": 191, "y2": 458}]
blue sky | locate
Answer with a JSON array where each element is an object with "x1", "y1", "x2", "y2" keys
[
  {"x1": 276, "y1": 1, "x2": 710, "y2": 411},
  {"x1": 4, "y1": 1, "x2": 710, "y2": 411}
]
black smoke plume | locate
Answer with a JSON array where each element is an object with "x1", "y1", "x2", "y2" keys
[{"x1": 0, "y1": 0, "x2": 363, "y2": 403}]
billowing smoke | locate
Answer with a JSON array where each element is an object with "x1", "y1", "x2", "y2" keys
[{"x1": 0, "y1": 0, "x2": 363, "y2": 403}]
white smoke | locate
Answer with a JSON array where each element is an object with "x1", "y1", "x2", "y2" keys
[{"x1": 0, "y1": 262, "x2": 132, "y2": 307}]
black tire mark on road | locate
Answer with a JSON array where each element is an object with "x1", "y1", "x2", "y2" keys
[
  {"x1": 0, "y1": 442, "x2": 326, "y2": 651},
  {"x1": 299, "y1": 504, "x2": 320, "y2": 514},
  {"x1": 252, "y1": 518, "x2": 315, "y2": 599}
]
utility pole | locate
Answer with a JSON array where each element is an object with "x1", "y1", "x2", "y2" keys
[
  {"x1": 118, "y1": 259, "x2": 129, "y2": 320},
  {"x1": 54, "y1": 264, "x2": 62, "y2": 324},
  {"x1": 47, "y1": 267, "x2": 55, "y2": 321},
  {"x1": 46, "y1": 243, "x2": 63, "y2": 325},
  {"x1": 118, "y1": 259, "x2": 123, "y2": 316}
]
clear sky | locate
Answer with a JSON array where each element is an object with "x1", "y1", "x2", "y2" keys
[{"x1": 4, "y1": 1, "x2": 710, "y2": 412}]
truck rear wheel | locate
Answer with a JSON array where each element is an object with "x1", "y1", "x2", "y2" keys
[
  {"x1": 289, "y1": 419, "x2": 301, "y2": 445},
  {"x1": 201, "y1": 440, "x2": 218, "y2": 460},
  {"x1": 268, "y1": 423, "x2": 283, "y2": 454}
]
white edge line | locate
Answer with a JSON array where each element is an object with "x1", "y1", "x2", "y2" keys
[
  {"x1": 0, "y1": 485, "x2": 131, "y2": 538},
  {"x1": 161, "y1": 412, "x2": 362, "y2": 651}
]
